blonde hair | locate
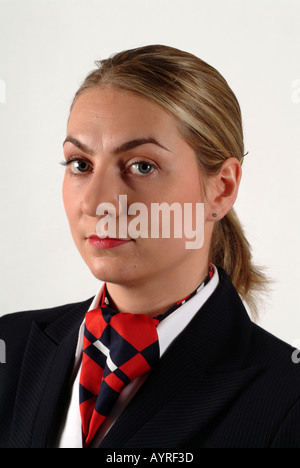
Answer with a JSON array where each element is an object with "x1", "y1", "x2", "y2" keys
[{"x1": 71, "y1": 44, "x2": 268, "y2": 320}]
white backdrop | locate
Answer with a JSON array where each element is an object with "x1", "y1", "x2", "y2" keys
[{"x1": 0, "y1": 0, "x2": 299, "y2": 345}]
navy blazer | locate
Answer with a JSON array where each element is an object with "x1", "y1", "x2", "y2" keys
[{"x1": 1, "y1": 268, "x2": 300, "y2": 448}]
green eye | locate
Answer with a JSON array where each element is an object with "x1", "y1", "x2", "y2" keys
[{"x1": 131, "y1": 161, "x2": 155, "y2": 175}]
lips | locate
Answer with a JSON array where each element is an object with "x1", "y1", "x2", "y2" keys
[{"x1": 88, "y1": 235, "x2": 132, "y2": 249}]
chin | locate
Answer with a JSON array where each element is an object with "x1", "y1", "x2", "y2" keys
[{"x1": 86, "y1": 257, "x2": 140, "y2": 285}]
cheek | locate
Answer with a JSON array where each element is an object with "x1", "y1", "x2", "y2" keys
[
  {"x1": 62, "y1": 178, "x2": 71, "y2": 216},
  {"x1": 62, "y1": 177, "x2": 80, "y2": 224},
  {"x1": 166, "y1": 163, "x2": 205, "y2": 205},
  {"x1": 181, "y1": 170, "x2": 205, "y2": 203}
]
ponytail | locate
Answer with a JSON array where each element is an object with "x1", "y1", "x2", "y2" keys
[{"x1": 210, "y1": 208, "x2": 268, "y2": 321}]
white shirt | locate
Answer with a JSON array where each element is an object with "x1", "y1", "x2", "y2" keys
[{"x1": 56, "y1": 267, "x2": 219, "y2": 448}]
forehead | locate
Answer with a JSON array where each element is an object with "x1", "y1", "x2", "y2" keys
[{"x1": 67, "y1": 87, "x2": 182, "y2": 145}]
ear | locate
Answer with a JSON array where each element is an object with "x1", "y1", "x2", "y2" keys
[{"x1": 205, "y1": 157, "x2": 242, "y2": 221}]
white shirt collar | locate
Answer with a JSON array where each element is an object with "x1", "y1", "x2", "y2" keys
[
  {"x1": 75, "y1": 265, "x2": 219, "y2": 364},
  {"x1": 157, "y1": 266, "x2": 219, "y2": 357}
]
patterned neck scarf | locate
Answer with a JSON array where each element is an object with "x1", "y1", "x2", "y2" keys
[{"x1": 80, "y1": 263, "x2": 215, "y2": 447}]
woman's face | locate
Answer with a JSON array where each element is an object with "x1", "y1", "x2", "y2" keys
[{"x1": 62, "y1": 87, "x2": 212, "y2": 287}]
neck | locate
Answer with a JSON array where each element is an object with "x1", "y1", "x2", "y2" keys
[{"x1": 105, "y1": 258, "x2": 210, "y2": 317}]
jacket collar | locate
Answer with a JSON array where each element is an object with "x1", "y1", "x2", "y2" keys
[{"x1": 178, "y1": 267, "x2": 254, "y2": 374}]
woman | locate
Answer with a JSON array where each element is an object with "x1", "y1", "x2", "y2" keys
[{"x1": 1, "y1": 45, "x2": 300, "y2": 448}]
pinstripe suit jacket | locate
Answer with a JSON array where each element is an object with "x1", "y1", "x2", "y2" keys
[{"x1": 1, "y1": 268, "x2": 300, "y2": 448}]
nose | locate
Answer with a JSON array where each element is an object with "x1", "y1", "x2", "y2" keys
[{"x1": 81, "y1": 166, "x2": 125, "y2": 218}]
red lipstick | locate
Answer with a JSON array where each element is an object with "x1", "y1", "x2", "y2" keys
[{"x1": 88, "y1": 235, "x2": 132, "y2": 249}]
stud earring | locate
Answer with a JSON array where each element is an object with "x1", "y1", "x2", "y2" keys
[{"x1": 212, "y1": 212, "x2": 218, "y2": 218}]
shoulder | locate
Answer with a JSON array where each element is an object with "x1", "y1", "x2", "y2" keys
[
  {"x1": 208, "y1": 269, "x2": 300, "y2": 446},
  {"x1": 0, "y1": 297, "x2": 94, "y2": 325},
  {"x1": 215, "y1": 267, "x2": 300, "y2": 402},
  {"x1": 249, "y1": 321, "x2": 300, "y2": 383},
  {"x1": 0, "y1": 297, "x2": 93, "y2": 350},
  {"x1": 0, "y1": 297, "x2": 93, "y2": 448},
  {"x1": 0, "y1": 297, "x2": 93, "y2": 407},
  {"x1": 246, "y1": 324, "x2": 300, "y2": 446},
  {"x1": 217, "y1": 267, "x2": 299, "y2": 377}
]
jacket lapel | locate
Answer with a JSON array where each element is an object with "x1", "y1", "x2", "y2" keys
[
  {"x1": 99, "y1": 341, "x2": 259, "y2": 448},
  {"x1": 9, "y1": 299, "x2": 92, "y2": 448},
  {"x1": 99, "y1": 269, "x2": 262, "y2": 448}
]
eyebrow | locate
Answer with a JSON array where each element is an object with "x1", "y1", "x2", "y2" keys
[
  {"x1": 63, "y1": 136, "x2": 170, "y2": 155},
  {"x1": 113, "y1": 138, "x2": 170, "y2": 154},
  {"x1": 63, "y1": 137, "x2": 95, "y2": 155}
]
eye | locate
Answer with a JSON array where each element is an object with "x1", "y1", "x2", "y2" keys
[
  {"x1": 61, "y1": 158, "x2": 92, "y2": 174},
  {"x1": 129, "y1": 161, "x2": 157, "y2": 176}
]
